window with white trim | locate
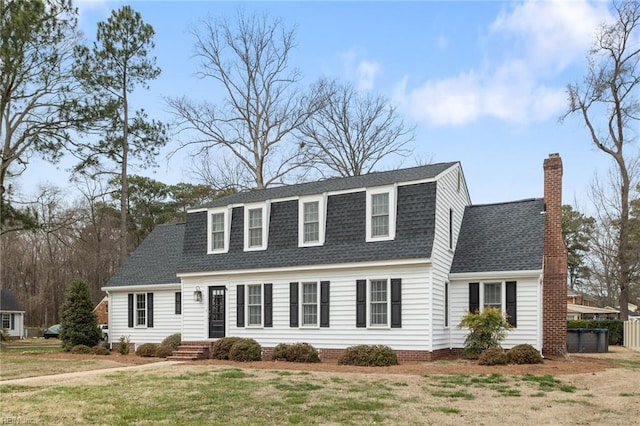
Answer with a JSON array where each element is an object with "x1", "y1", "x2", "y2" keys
[
  {"x1": 469, "y1": 281, "x2": 517, "y2": 327},
  {"x1": 298, "y1": 196, "x2": 326, "y2": 247},
  {"x1": 369, "y1": 279, "x2": 389, "y2": 326},
  {"x1": 2, "y1": 313, "x2": 10, "y2": 329},
  {"x1": 244, "y1": 203, "x2": 269, "y2": 251},
  {"x1": 247, "y1": 284, "x2": 262, "y2": 326},
  {"x1": 366, "y1": 186, "x2": 396, "y2": 242},
  {"x1": 301, "y1": 282, "x2": 318, "y2": 326},
  {"x1": 483, "y1": 282, "x2": 502, "y2": 310},
  {"x1": 207, "y1": 208, "x2": 230, "y2": 254},
  {"x1": 136, "y1": 294, "x2": 146, "y2": 326}
]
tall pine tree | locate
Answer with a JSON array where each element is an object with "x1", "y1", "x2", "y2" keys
[{"x1": 59, "y1": 278, "x2": 101, "y2": 350}]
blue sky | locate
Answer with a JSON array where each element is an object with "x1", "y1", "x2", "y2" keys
[{"x1": 19, "y1": 0, "x2": 623, "y2": 211}]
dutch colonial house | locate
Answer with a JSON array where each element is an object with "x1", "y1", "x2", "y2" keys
[{"x1": 103, "y1": 154, "x2": 568, "y2": 360}]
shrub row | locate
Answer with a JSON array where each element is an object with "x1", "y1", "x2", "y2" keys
[
  {"x1": 567, "y1": 320, "x2": 623, "y2": 345},
  {"x1": 70, "y1": 344, "x2": 110, "y2": 355},
  {"x1": 478, "y1": 344, "x2": 543, "y2": 365},
  {"x1": 211, "y1": 337, "x2": 262, "y2": 362},
  {"x1": 135, "y1": 342, "x2": 175, "y2": 358}
]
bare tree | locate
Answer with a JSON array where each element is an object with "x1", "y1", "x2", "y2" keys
[
  {"x1": 168, "y1": 11, "x2": 322, "y2": 189},
  {"x1": 564, "y1": 1, "x2": 640, "y2": 320},
  {"x1": 299, "y1": 81, "x2": 415, "y2": 177}
]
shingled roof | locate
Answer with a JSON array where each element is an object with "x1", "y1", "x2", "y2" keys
[
  {"x1": 450, "y1": 198, "x2": 545, "y2": 274},
  {"x1": 104, "y1": 223, "x2": 184, "y2": 288},
  {"x1": 197, "y1": 162, "x2": 457, "y2": 209},
  {"x1": 0, "y1": 288, "x2": 24, "y2": 312}
]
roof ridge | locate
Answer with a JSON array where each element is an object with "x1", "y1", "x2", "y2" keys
[{"x1": 469, "y1": 197, "x2": 543, "y2": 208}]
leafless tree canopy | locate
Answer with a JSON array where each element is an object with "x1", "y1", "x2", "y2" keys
[
  {"x1": 168, "y1": 11, "x2": 323, "y2": 189},
  {"x1": 564, "y1": 0, "x2": 640, "y2": 319},
  {"x1": 299, "y1": 81, "x2": 415, "y2": 177}
]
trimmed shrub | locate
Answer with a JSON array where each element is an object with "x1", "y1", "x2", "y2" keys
[
  {"x1": 272, "y1": 343, "x2": 291, "y2": 361},
  {"x1": 70, "y1": 344, "x2": 92, "y2": 354},
  {"x1": 506, "y1": 344, "x2": 543, "y2": 365},
  {"x1": 337, "y1": 345, "x2": 398, "y2": 367},
  {"x1": 118, "y1": 335, "x2": 131, "y2": 355},
  {"x1": 91, "y1": 345, "x2": 110, "y2": 355},
  {"x1": 567, "y1": 320, "x2": 623, "y2": 345},
  {"x1": 155, "y1": 344, "x2": 174, "y2": 358},
  {"x1": 136, "y1": 343, "x2": 158, "y2": 357},
  {"x1": 478, "y1": 347, "x2": 508, "y2": 365},
  {"x1": 275, "y1": 342, "x2": 320, "y2": 363},
  {"x1": 229, "y1": 338, "x2": 262, "y2": 362},
  {"x1": 211, "y1": 337, "x2": 244, "y2": 360},
  {"x1": 161, "y1": 333, "x2": 182, "y2": 351}
]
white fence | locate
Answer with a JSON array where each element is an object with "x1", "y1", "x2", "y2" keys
[{"x1": 623, "y1": 321, "x2": 640, "y2": 351}]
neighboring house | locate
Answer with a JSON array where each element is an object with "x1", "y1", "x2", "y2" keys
[
  {"x1": 94, "y1": 296, "x2": 109, "y2": 324},
  {"x1": 566, "y1": 304, "x2": 619, "y2": 320},
  {"x1": 0, "y1": 288, "x2": 25, "y2": 338},
  {"x1": 567, "y1": 289, "x2": 597, "y2": 307},
  {"x1": 104, "y1": 154, "x2": 568, "y2": 360}
]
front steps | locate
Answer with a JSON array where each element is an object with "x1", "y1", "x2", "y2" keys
[{"x1": 167, "y1": 342, "x2": 211, "y2": 360}]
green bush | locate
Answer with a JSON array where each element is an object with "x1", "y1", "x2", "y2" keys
[
  {"x1": 91, "y1": 345, "x2": 110, "y2": 355},
  {"x1": 70, "y1": 344, "x2": 92, "y2": 354},
  {"x1": 136, "y1": 343, "x2": 158, "y2": 357},
  {"x1": 161, "y1": 333, "x2": 182, "y2": 351},
  {"x1": 229, "y1": 338, "x2": 262, "y2": 362},
  {"x1": 272, "y1": 343, "x2": 290, "y2": 361},
  {"x1": 155, "y1": 344, "x2": 174, "y2": 358},
  {"x1": 567, "y1": 320, "x2": 623, "y2": 345},
  {"x1": 59, "y1": 278, "x2": 102, "y2": 351},
  {"x1": 458, "y1": 307, "x2": 513, "y2": 359},
  {"x1": 337, "y1": 345, "x2": 398, "y2": 367},
  {"x1": 211, "y1": 337, "x2": 244, "y2": 360},
  {"x1": 478, "y1": 347, "x2": 508, "y2": 365},
  {"x1": 274, "y1": 342, "x2": 320, "y2": 363},
  {"x1": 506, "y1": 344, "x2": 543, "y2": 364},
  {"x1": 118, "y1": 335, "x2": 131, "y2": 355}
]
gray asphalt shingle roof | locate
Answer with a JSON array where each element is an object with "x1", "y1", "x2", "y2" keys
[
  {"x1": 198, "y1": 162, "x2": 457, "y2": 208},
  {"x1": 0, "y1": 288, "x2": 24, "y2": 312},
  {"x1": 104, "y1": 223, "x2": 184, "y2": 288},
  {"x1": 450, "y1": 198, "x2": 545, "y2": 274}
]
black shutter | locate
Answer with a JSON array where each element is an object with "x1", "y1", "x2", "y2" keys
[
  {"x1": 320, "y1": 281, "x2": 330, "y2": 328},
  {"x1": 469, "y1": 283, "x2": 479, "y2": 314},
  {"x1": 10, "y1": 313, "x2": 15, "y2": 330},
  {"x1": 237, "y1": 285, "x2": 245, "y2": 327},
  {"x1": 506, "y1": 281, "x2": 517, "y2": 327},
  {"x1": 128, "y1": 294, "x2": 134, "y2": 328},
  {"x1": 391, "y1": 278, "x2": 402, "y2": 328},
  {"x1": 147, "y1": 293, "x2": 154, "y2": 328},
  {"x1": 289, "y1": 282, "x2": 299, "y2": 327},
  {"x1": 264, "y1": 283, "x2": 273, "y2": 327},
  {"x1": 356, "y1": 279, "x2": 366, "y2": 328},
  {"x1": 175, "y1": 292, "x2": 181, "y2": 315}
]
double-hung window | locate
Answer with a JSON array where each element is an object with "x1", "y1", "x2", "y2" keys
[
  {"x1": 302, "y1": 282, "x2": 318, "y2": 326},
  {"x1": 2, "y1": 313, "x2": 10, "y2": 329},
  {"x1": 483, "y1": 283, "x2": 502, "y2": 310},
  {"x1": 366, "y1": 186, "x2": 396, "y2": 242},
  {"x1": 247, "y1": 284, "x2": 262, "y2": 326},
  {"x1": 298, "y1": 196, "x2": 326, "y2": 247},
  {"x1": 207, "y1": 208, "x2": 230, "y2": 254},
  {"x1": 369, "y1": 279, "x2": 389, "y2": 326},
  {"x1": 136, "y1": 294, "x2": 147, "y2": 326},
  {"x1": 469, "y1": 281, "x2": 517, "y2": 327},
  {"x1": 244, "y1": 203, "x2": 269, "y2": 251}
]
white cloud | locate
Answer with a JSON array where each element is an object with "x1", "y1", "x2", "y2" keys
[
  {"x1": 357, "y1": 60, "x2": 381, "y2": 91},
  {"x1": 399, "y1": 0, "x2": 611, "y2": 126}
]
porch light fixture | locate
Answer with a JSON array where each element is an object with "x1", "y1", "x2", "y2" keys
[{"x1": 193, "y1": 287, "x2": 203, "y2": 303}]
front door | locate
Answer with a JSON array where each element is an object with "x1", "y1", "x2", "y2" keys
[{"x1": 208, "y1": 286, "x2": 226, "y2": 338}]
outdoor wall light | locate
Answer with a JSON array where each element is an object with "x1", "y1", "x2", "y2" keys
[{"x1": 193, "y1": 287, "x2": 203, "y2": 302}]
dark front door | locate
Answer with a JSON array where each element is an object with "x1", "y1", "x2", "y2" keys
[{"x1": 208, "y1": 286, "x2": 226, "y2": 338}]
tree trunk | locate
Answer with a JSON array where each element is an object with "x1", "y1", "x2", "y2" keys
[{"x1": 120, "y1": 88, "x2": 129, "y2": 263}]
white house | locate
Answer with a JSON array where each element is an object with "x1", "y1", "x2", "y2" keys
[
  {"x1": 1, "y1": 288, "x2": 25, "y2": 338},
  {"x1": 103, "y1": 154, "x2": 568, "y2": 360}
]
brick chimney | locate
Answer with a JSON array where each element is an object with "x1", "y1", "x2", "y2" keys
[{"x1": 542, "y1": 153, "x2": 568, "y2": 357}]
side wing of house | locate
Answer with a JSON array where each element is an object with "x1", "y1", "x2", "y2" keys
[
  {"x1": 0, "y1": 289, "x2": 25, "y2": 338},
  {"x1": 102, "y1": 223, "x2": 185, "y2": 349},
  {"x1": 178, "y1": 163, "x2": 459, "y2": 360},
  {"x1": 449, "y1": 199, "x2": 545, "y2": 350}
]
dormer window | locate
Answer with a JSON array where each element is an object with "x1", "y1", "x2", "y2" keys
[
  {"x1": 207, "y1": 208, "x2": 230, "y2": 254},
  {"x1": 298, "y1": 195, "x2": 326, "y2": 247},
  {"x1": 366, "y1": 186, "x2": 396, "y2": 242},
  {"x1": 244, "y1": 202, "x2": 269, "y2": 251}
]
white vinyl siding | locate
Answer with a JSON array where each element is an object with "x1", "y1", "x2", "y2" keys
[{"x1": 108, "y1": 287, "x2": 181, "y2": 349}]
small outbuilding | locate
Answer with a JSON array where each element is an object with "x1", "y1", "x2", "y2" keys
[{"x1": 0, "y1": 288, "x2": 25, "y2": 338}]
